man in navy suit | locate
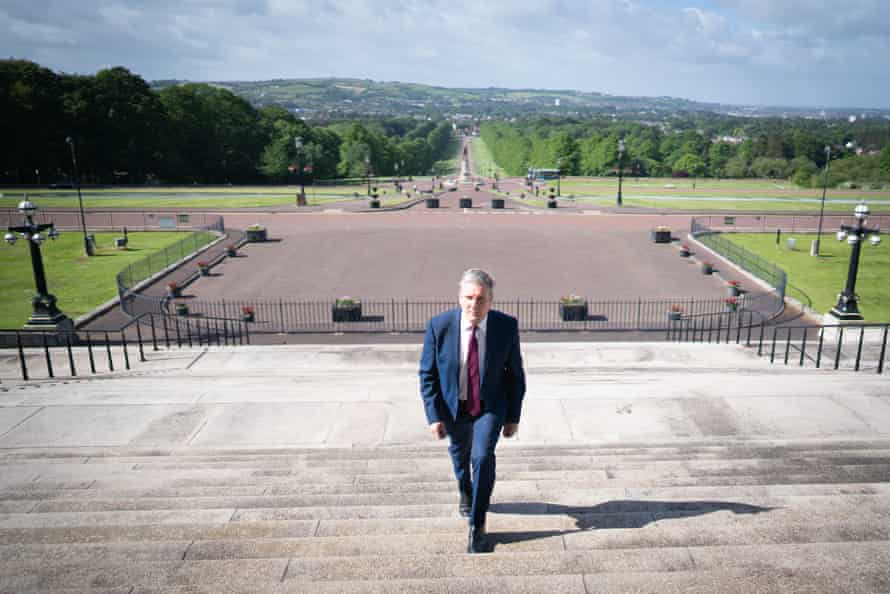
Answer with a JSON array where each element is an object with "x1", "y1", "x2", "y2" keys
[{"x1": 419, "y1": 268, "x2": 526, "y2": 553}]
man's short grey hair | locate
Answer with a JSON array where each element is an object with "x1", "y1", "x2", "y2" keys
[{"x1": 459, "y1": 268, "x2": 494, "y2": 294}]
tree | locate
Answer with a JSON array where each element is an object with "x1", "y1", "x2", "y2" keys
[
  {"x1": 673, "y1": 154, "x2": 707, "y2": 178},
  {"x1": 881, "y1": 144, "x2": 890, "y2": 179}
]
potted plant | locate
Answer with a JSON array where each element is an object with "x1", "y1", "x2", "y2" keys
[
  {"x1": 559, "y1": 295, "x2": 588, "y2": 321},
  {"x1": 332, "y1": 297, "x2": 362, "y2": 322},
  {"x1": 175, "y1": 302, "x2": 189, "y2": 316},
  {"x1": 369, "y1": 194, "x2": 381, "y2": 209},
  {"x1": 225, "y1": 244, "x2": 237, "y2": 257},
  {"x1": 668, "y1": 303, "x2": 683, "y2": 321},
  {"x1": 547, "y1": 198, "x2": 558, "y2": 208},
  {"x1": 197, "y1": 261, "x2": 210, "y2": 276},
  {"x1": 727, "y1": 280, "x2": 742, "y2": 296},
  {"x1": 460, "y1": 196, "x2": 472, "y2": 208},
  {"x1": 245, "y1": 223, "x2": 267, "y2": 242},
  {"x1": 241, "y1": 305, "x2": 255, "y2": 322},
  {"x1": 651, "y1": 226, "x2": 672, "y2": 243},
  {"x1": 725, "y1": 296, "x2": 739, "y2": 312},
  {"x1": 701, "y1": 261, "x2": 714, "y2": 275},
  {"x1": 166, "y1": 282, "x2": 181, "y2": 298},
  {"x1": 491, "y1": 198, "x2": 505, "y2": 209},
  {"x1": 426, "y1": 197, "x2": 439, "y2": 208},
  {"x1": 679, "y1": 244, "x2": 691, "y2": 257}
]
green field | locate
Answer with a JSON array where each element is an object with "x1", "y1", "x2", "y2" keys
[
  {"x1": 724, "y1": 232, "x2": 889, "y2": 321},
  {"x1": 468, "y1": 137, "x2": 508, "y2": 179},
  {"x1": 0, "y1": 231, "x2": 213, "y2": 328}
]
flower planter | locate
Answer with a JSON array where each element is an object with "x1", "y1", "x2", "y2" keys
[
  {"x1": 426, "y1": 198, "x2": 439, "y2": 208},
  {"x1": 651, "y1": 229, "x2": 672, "y2": 243},
  {"x1": 167, "y1": 286, "x2": 181, "y2": 298},
  {"x1": 225, "y1": 247, "x2": 237, "y2": 257},
  {"x1": 668, "y1": 311, "x2": 682, "y2": 321},
  {"x1": 246, "y1": 228, "x2": 267, "y2": 242},
  {"x1": 547, "y1": 199, "x2": 558, "y2": 209},
  {"x1": 198, "y1": 266, "x2": 210, "y2": 276},
  {"x1": 491, "y1": 198, "x2": 505, "y2": 209},
  {"x1": 332, "y1": 303, "x2": 362, "y2": 322},
  {"x1": 369, "y1": 199, "x2": 381, "y2": 209},
  {"x1": 559, "y1": 302, "x2": 588, "y2": 322},
  {"x1": 242, "y1": 313, "x2": 254, "y2": 323},
  {"x1": 459, "y1": 197, "x2": 472, "y2": 208},
  {"x1": 728, "y1": 286, "x2": 741, "y2": 297},
  {"x1": 175, "y1": 303, "x2": 189, "y2": 317},
  {"x1": 679, "y1": 247, "x2": 690, "y2": 257},
  {"x1": 701, "y1": 263, "x2": 713, "y2": 275},
  {"x1": 296, "y1": 193, "x2": 307, "y2": 207}
]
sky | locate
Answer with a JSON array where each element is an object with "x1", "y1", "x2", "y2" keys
[{"x1": 2, "y1": 0, "x2": 889, "y2": 109}]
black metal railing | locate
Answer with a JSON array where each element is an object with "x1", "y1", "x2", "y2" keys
[
  {"x1": 0, "y1": 312, "x2": 249, "y2": 382},
  {"x1": 692, "y1": 217, "x2": 788, "y2": 301},
  {"x1": 667, "y1": 316, "x2": 889, "y2": 374},
  {"x1": 171, "y1": 295, "x2": 776, "y2": 334}
]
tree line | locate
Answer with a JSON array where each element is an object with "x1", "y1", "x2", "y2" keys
[
  {"x1": 0, "y1": 60, "x2": 456, "y2": 185},
  {"x1": 481, "y1": 115, "x2": 890, "y2": 189}
]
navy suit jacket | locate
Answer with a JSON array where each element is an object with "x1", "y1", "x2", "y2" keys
[{"x1": 419, "y1": 308, "x2": 526, "y2": 425}]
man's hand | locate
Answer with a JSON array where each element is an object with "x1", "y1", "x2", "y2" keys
[
  {"x1": 502, "y1": 423, "x2": 519, "y2": 438},
  {"x1": 429, "y1": 422, "x2": 446, "y2": 440}
]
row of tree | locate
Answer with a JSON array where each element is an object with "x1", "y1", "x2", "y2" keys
[
  {"x1": 480, "y1": 117, "x2": 890, "y2": 188},
  {"x1": 0, "y1": 60, "x2": 456, "y2": 185}
]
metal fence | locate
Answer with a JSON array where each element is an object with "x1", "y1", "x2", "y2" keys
[
  {"x1": 692, "y1": 217, "x2": 788, "y2": 301},
  {"x1": 172, "y1": 295, "x2": 778, "y2": 334},
  {"x1": 668, "y1": 317, "x2": 889, "y2": 374},
  {"x1": 0, "y1": 313, "x2": 249, "y2": 382},
  {"x1": 688, "y1": 213, "x2": 890, "y2": 234},
  {"x1": 1, "y1": 208, "x2": 227, "y2": 232}
]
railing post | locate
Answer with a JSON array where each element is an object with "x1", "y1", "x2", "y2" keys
[
  {"x1": 150, "y1": 314, "x2": 158, "y2": 351},
  {"x1": 66, "y1": 333, "x2": 77, "y2": 377},
  {"x1": 105, "y1": 332, "x2": 114, "y2": 372},
  {"x1": 878, "y1": 326, "x2": 888, "y2": 375},
  {"x1": 799, "y1": 328, "x2": 807, "y2": 367},
  {"x1": 162, "y1": 314, "x2": 171, "y2": 349},
  {"x1": 86, "y1": 332, "x2": 96, "y2": 374},
  {"x1": 834, "y1": 328, "x2": 844, "y2": 370},
  {"x1": 121, "y1": 331, "x2": 130, "y2": 370},
  {"x1": 174, "y1": 317, "x2": 182, "y2": 348},
  {"x1": 783, "y1": 329, "x2": 792, "y2": 365},
  {"x1": 769, "y1": 327, "x2": 778, "y2": 363},
  {"x1": 17, "y1": 332, "x2": 28, "y2": 381},
  {"x1": 816, "y1": 328, "x2": 825, "y2": 369},
  {"x1": 136, "y1": 320, "x2": 146, "y2": 363},
  {"x1": 855, "y1": 326, "x2": 865, "y2": 372},
  {"x1": 42, "y1": 333, "x2": 54, "y2": 379}
]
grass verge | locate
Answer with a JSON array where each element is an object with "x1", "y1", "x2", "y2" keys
[
  {"x1": 0, "y1": 231, "x2": 214, "y2": 327},
  {"x1": 723, "y1": 232, "x2": 889, "y2": 321}
]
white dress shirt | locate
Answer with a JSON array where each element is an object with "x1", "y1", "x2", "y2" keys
[{"x1": 459, "y1": 313, "x2": 487, "y2": 402}]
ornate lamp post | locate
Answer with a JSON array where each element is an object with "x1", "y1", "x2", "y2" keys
[
  {"x1": 556, "y1": 157, "x2": 562, "y2": 197},
  {"x1": 616, "y1": 139, "x2": 625, "y2": 207},
  {"x1": 293, "y1": 136, "x2": 306, "y2": 198},
  {"x1": 830, "y1": 202, "x2": 881, "y2": 320},
  {"x1": 812, "y1": 145, "x2": 831, "y2": 257},
  {"x1": 64, "y1": 136, "x2": 93, "y2": 257},
  {"x1": 4, "y1": 198, "x2": 73, "y2": 330}
]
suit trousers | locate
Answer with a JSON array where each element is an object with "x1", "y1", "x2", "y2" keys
[{"x1": 443, "y1": 408, "x2": 503, "y2": 529}]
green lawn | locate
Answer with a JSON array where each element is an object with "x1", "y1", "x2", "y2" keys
[
  {"x1": 468, "y1": 137, "x2": 507, "y2": 179},
  {"x1": 724, "y1": 232, "x2": 890, "y2": 321},
  {"x1": 0, "y1": 231, "x2": 213, "y2": 328}
]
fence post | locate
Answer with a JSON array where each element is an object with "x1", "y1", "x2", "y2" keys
[
  {"x1": 121, "y1": 331, "x2": 130, "y2": 370},
  {"x1": 855, "y1": 326, "x2": 865, "y2": 372},
  {"x1": 66, "y1": 334, "x2": 76, "y2": 377},
  {"x1": 878, "y1": 326, "x2": 887, "y2": 374},
  {"x1": 17, "y1": 332, "x2": 28, "y2": 381},
  {"x1": 834, "y1": 328, "x2": 844, "y2": 370},
  {"x1": 86, "y1": 332, "x2": 96, "y2": 373},
  {"x1": 105, "y1": 332, "x2": 114, "y2": 372},
  {"x1": 42, "y1": 333, "x2": 54, "y2": 379},
  {"x1": 136, "y1": 321, "x2": 146, "y2": 363}
]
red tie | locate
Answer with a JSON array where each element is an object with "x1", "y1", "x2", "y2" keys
[{"x1": 466, "y1": 326, "x2": 481, "y2": 416}]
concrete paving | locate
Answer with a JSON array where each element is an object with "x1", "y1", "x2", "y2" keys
[{"x1": 1, "y1": 342, "x2": 888, "y2": 451}]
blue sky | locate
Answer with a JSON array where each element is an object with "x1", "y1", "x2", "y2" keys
[{"x1": 2, "y1": 0, "x2": 888, "y2": 108}]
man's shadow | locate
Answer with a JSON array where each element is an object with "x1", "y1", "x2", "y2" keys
[{"x1": 487, "y1": 500, "x2": 774, "y2": 546}]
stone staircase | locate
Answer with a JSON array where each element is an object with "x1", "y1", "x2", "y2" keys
[
  {"x1": 1, "y1": 342, "x2": 889, "y2": 592},
  {"x1": 1, "y1": 440, "x2": 889, "y2": 593}
]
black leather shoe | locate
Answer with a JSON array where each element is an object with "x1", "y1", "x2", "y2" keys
[
  {"x1": 467, "y1": 524, "x2": 492, "y2": 554},
  {"x1": 459, "y1": 490, "x2": 472, "y2": 518}
]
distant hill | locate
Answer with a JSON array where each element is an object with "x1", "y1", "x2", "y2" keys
[{"x1": 150, "y1": 77, "x2": 890, "y2": 120}]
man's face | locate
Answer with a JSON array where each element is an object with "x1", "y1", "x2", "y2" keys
[{"x1": 459, "y1": 282, "x2": 492, "y2": 326}]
